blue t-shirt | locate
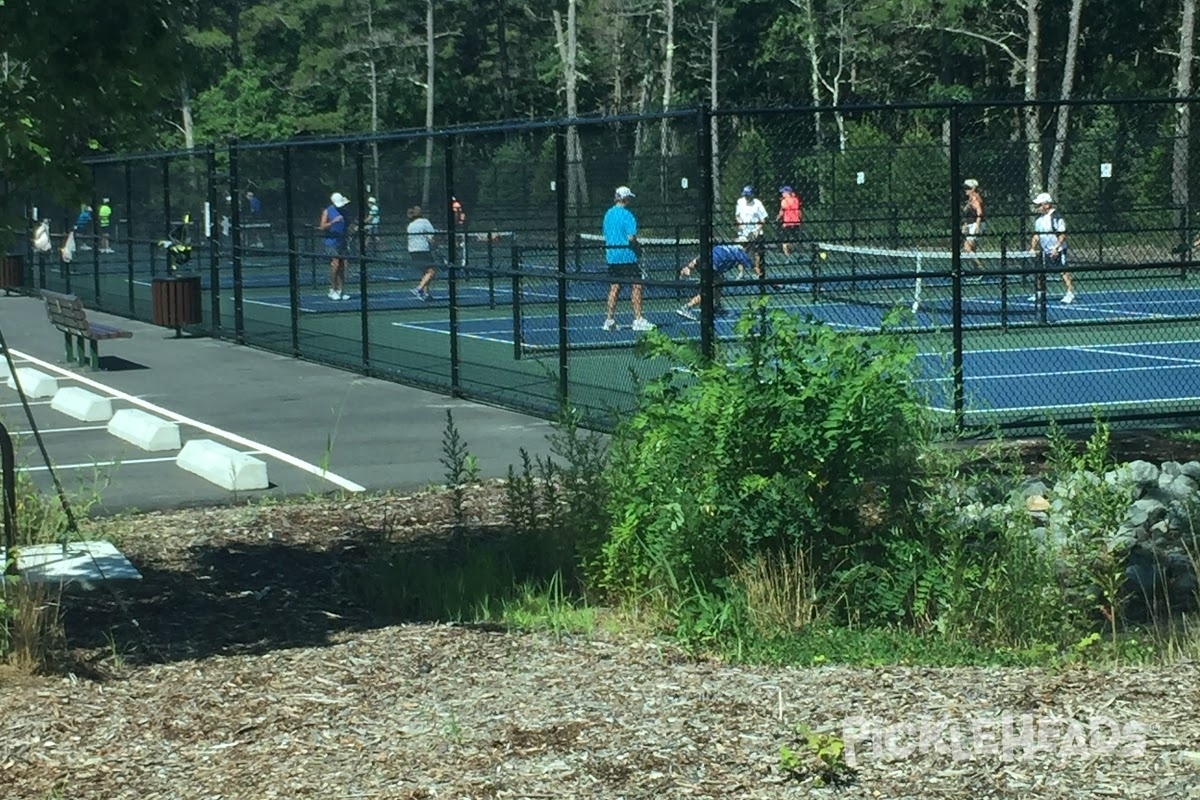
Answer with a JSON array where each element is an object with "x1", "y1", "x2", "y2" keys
[
  {"x1": 74, "y1": 210, "x2": 92, "y2": 232},
  {"x1": 323, "y1": 204, "x2": 347, "y2": 248},
  {"x1": 602, "y1": 205, "x2": 638, "y2": 265},
  {"x1": 712, "y1": 244, "x2": 752, "y2": 274},
  {"x1": 248, "y1": 196, "x2": 262, "y2": 215}
]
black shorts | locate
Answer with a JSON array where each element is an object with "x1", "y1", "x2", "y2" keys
[
  {"x1": 781, "y1": 225, "x2": 803, "y2": 243},
  {"x1": 410, "y1": 250, "x2": 436, "y2": 269},
  {"x1": 607, "y1": 262, "x2": 645, "y2": 281}
]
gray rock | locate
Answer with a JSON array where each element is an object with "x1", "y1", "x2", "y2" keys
[
  {"x1": 1106, "y1": 525, "x2": 1138, "y2": 552},
  {"x1": 1128, "y1": 498, "x2": 1168, "y2": 529},
  {"x1": 1169, "y1": 474, "x2": 1199, "y2": 500},
  {"x1": 1162, "y1": 461, "x2": 1184, "y2": 478},
  {"x1": 1021, "y1": 480, "x2": 1050, "y2": 499},
  {"x1": 1128, "y1": 460, "x2": 1160, "y2": 487},
  {"x1": 1180, "y1": 461, "x2": 1200, "y2": 482}
]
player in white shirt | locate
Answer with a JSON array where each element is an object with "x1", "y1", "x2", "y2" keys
[
  {"x1": 1029, "y1": 192, "x2": 1074, "y2": 304},
  {"x1": 734, "y1": 186, "x2": 769, "y2": 280}
]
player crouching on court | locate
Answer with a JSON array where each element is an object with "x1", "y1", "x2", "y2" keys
[
  {"x1": 675, "y1": 244, "x2": 752, "y2": 321},
  {"x1": 1029, "y1": 192, "x2": 1074, "y2": 304}
]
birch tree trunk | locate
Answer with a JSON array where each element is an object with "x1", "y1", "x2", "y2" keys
[
  {"x1": 1024, "y1": 0, "x2": 1043, "y2": 197},
  {"x1": 710, "y1": 9, "x2": 721, "y2": 206},
  {"x1": 422, "y1": 0, "x2": 434, "y2": 210},
  {"x1": 553, "y1": 0, "x2": 588, "y2": 214},
  {"x1": 659, "y1": 0, "x2": 675, "y2": 200},
  {"x1": 801, "y1": 0, "x2": 822, "y2": 147},
  {"x1": 1173, "y1": 0, "x2": 1197, "y2": 222},
  {"x1": 364, "y1": 0, "x2": 380, "y2": 188},
  {"x1": 180, "y1": 75, "x2": 194, "y2": 150},
  {"x1": 1046, "y1": 0, "x2": 1084, "y2": 198}
]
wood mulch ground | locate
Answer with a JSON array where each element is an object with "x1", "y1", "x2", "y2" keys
[{"x1": 3, "y1": 431, "x2": 1200, "y2": 799}]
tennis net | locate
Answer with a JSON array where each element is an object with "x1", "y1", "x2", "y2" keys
[{"x1": 810, "y1": 241, "x2": 1039, "y2": 314}]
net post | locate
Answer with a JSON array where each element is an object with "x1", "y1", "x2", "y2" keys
[
  {"x1": 948, "y1": 103, "x2": 965, "y2": 434},
  {"x1": 357, "y1": 142, "x2": 372, "y2": 371},
  {"x1": 487, "y1": 232, "x2": 496, "y2": 309},
  {"x1": 511, "y1": 242, "x2": 523, "y2": 360},
  {"x1": 999, "y1": 240, "x2": 1009, "y2": 334},
  {"x1": 555, "y1": 129, "x2": 569, "y2": 410},
  {"x1": 697, "y1": 105, "x2": 714, "y2": 361},
  {"x1": 809, "y1": 242, "x2": 820, "y2": 304},
  {"x1": 445, "y1": 136, "x2": 459, "y2": 395},
  {"x1": 229, "y1": 137, "x2": 245, "y2": 345},
  {"x1": 283, "y1": 145, "x2": 299, "y2": 357}
]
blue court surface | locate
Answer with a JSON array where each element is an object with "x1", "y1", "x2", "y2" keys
[{"x1": 395, "y1": 309, "x2": 1200, "y2": 417}]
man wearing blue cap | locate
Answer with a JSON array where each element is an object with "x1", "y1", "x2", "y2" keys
[
  {"x1": 734, "y1": 185, "x2": 768, "y2": 279},
  {"x1": 674, "y1": 244, "x2": 752, "y2": 321}
]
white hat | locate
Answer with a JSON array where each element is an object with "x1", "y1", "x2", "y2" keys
[
  {"x1": 615, "y1": 186, "x2": 635, "y2": 199},
  {"x1": 330, "y1": 192, "x2": 349, "y2": 208},
  {"x1": 1033, "y1": 192, "x2": 1053, "y2": 205},
  {"x1": 963, "y1": 179, "x2": 979, "y2": 189}
]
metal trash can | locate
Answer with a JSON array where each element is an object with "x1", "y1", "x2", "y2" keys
[
  {"x1": 1, "y1": 255, "x2": 24, "y2": 295},
  {"x1": 151, "y1": 275, "x2": 202, "y2": 337}
]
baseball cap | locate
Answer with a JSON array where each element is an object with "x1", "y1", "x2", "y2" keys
[
  {"x1": 330, "y1": 192, "x2": 349, "y2": 208},
  {"x1": 963, "y1": 179, "x2": 979, "y2": 189},
  {"x1": 1033, "y1": 192, "x2": 1053, "y2": 205},
  {"x1": 615, "y1": 186, "x2": 635, "y2": 199},
  {"x1": 742, "y1": 186, "x2": 754, "y2": 196},
  {"x1": 780, "y1": 185, "x2": 793, "y2": 193}
]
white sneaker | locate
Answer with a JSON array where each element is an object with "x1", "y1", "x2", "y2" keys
[
  {"x1": 411, "y1": 288, "x2": 424, "y2": 300},
  {"x1": 631, "y1": 318, "x2": 655, "y2": 332},
  {"x1": 676, "y1": 306, "x2": 698, "y2": 321},
  {"x1": 328, "y1": 289, "x2": 339, "y2": 300},
  {"x1": 1061, "y1": 292, "x2": 1075, "y2": 304},
  {"x1": 339, "y1": 292, "x2": 350, "y2": 300},
  {"x1": 1027, "y1": 292, "x2": 1044, "y2": 302},
  {"x1": 602, "y1": 318, "x2": 616, "y2": 331}
]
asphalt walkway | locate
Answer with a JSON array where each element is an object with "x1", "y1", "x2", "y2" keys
[{"x1": 0, "y1": 293, "x2": 556, "y2": 514}]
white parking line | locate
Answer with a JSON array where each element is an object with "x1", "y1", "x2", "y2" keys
[
  {"x1": 8, "y1": 349, "x2": 366, "y2": 492},
  {"x1": 0, "y1": 400, "x2": 53, "y2": 408},
  {"x1": 11, "y1": 425, "x2": 108, "y2": 435},
  {"x1": 21, "y1": 450, "x2": 265, "y2": 473}
]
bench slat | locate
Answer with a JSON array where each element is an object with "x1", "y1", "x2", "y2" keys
[{"x1": 40, "y1": 289, "x2": 133, "y2": 341}]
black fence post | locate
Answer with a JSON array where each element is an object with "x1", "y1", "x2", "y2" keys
[
  {"x1": 948, "y1": 104, "x2": 965, "y2": 434},
  {"x1": 555, "y1": 127, "x2": 569, "y2": 408},
  {"x1": 160, "y1": 156, "x2": 172, "y2": 278},
  {"x1": 90, "y1": 175, "x2": 101, "y2": 306},
  {"x1": 511, "y1": 242, "x2": 523, "y2": 360},
  {"x1": 445, "y1": 136, "x2": 460, "y2": 396},
  {"x1": 206, "y1": 145, "x2": 221, "y2": 335},
  {"x1": 698, "y1": 105, "x2": 715, "y2": 362},
  {"x1": 124, "y1": 161, "x2": 135, "y2": 314},
  {"x1": 356, "y1": 142, "x2": 371, "y2": 371},
  {"x1": 1, "y1": 419, "x2": 16, "y2": 575},
  {"x1": 284, "y1": 146, "x2": 299, "y2": 356},
  {"x1": 229, "y1": 138, "x2": 244, "y2": 344}
]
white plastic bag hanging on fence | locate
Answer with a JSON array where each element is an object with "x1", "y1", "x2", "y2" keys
[
  {"x1": 32, "y1": 221, "x2": 52, "y2": 253},
  {"x1": 60, "y1": 230, "x2": 76, "y2": 263}
]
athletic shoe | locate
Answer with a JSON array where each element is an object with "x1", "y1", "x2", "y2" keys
[
  {"x1": 676, "y1": 306, "x2": 698, "y2": 321},
  {"x1": 422, "y1": 292, "x2": 433, "y2": 301},
  {"x1": 339, "y1": 292, "x2": 350, "y2": 300},
  {"x1": 631, "y1": 318, "x2": 655, "y2": 332},
  {"x1": 1027, "y1": 292, "x2": 1044, "y2": 302},
  {"x1": 1061, "y1": 292, "x2": 1075, "y2": 304},
  {"x1": 602, "y1": 318, "x2": 616, "y2": 332},
  {"x1": 411, "y1": 288, "x2": 424, "y2": 300},
  {"x1": 328, "y1": 289, "x2": 340, "y2": 300}
]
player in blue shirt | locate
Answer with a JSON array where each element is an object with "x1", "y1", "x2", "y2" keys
[
  {"x1": 602, "y1": 186, "x2": 654, "y2": 332},
  {"x1": 675, "y1": 244, "x2": 752, "y2": 321}
]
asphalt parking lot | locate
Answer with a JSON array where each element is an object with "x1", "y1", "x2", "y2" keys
[{"x1": 0, "y1": 294, "x2": 555, "y2": 514}]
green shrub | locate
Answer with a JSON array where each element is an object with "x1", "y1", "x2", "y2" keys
[{"x1": 597, "y1": 300, "x2": 933, "y2": 602}]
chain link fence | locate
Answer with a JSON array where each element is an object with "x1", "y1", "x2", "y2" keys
[{"x1": 10, "y1": 98, "x2": 1200, "y2": 432}]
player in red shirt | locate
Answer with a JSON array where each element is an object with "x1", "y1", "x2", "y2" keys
[{"x1": 777, "y1": 186, "x2": 803, "y2": 258}]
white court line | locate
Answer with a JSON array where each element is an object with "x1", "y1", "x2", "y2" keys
[
  {"x1": 8, "y1": 349, "x2": 366, "y2": 493},
  {"x1": 1074, "y1": 345, "x2": 1200, "y2": 366},
  {"x1": 914, "y1": 362, "x2": 1200, "y2": 384}
]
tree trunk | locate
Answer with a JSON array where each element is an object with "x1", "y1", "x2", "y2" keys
[
  {"x1": 496, "y1": 0, "x2": 513, "y2": 121},
  {"x1": 1173, "y1": 0, "x2": 1197, "y2": 221},
  {"x1": 659, "y1": 0, "x2": 675, "y2": 200},
  {"x1": 180, "y1": 75, "x2": 194, "y2": 150},
  {"x1": 1024, "y1": 0, "x2": 1043, "y2": 197},
  {"x1": 710, "y1": 9, "x2": 721, "y2": 207},
  {"x1": 553, "y1": 0, "x2": 587, "y2": 214},
  {"x1": 1046, "y1": 0, "x2": 1084, "y2": 198},
  {"x1": 422, "y1": 0, "x2": 434, "y2": 210},
  {"x1": 802, "y1": 0, "x2": 822, "y2": 147}
]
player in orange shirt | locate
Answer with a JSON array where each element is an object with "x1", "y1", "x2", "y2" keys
[{"x1": 777, "y1": 186, "x2": 803, "y2": 258}]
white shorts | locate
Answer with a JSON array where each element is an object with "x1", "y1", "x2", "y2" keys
[{"x1": 961, "y1": 221, "x2": 983, "y2": 243}]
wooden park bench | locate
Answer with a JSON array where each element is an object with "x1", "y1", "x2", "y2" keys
[{"x1": 40, "y1": 289, "x2": 133, "y2": 370}]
